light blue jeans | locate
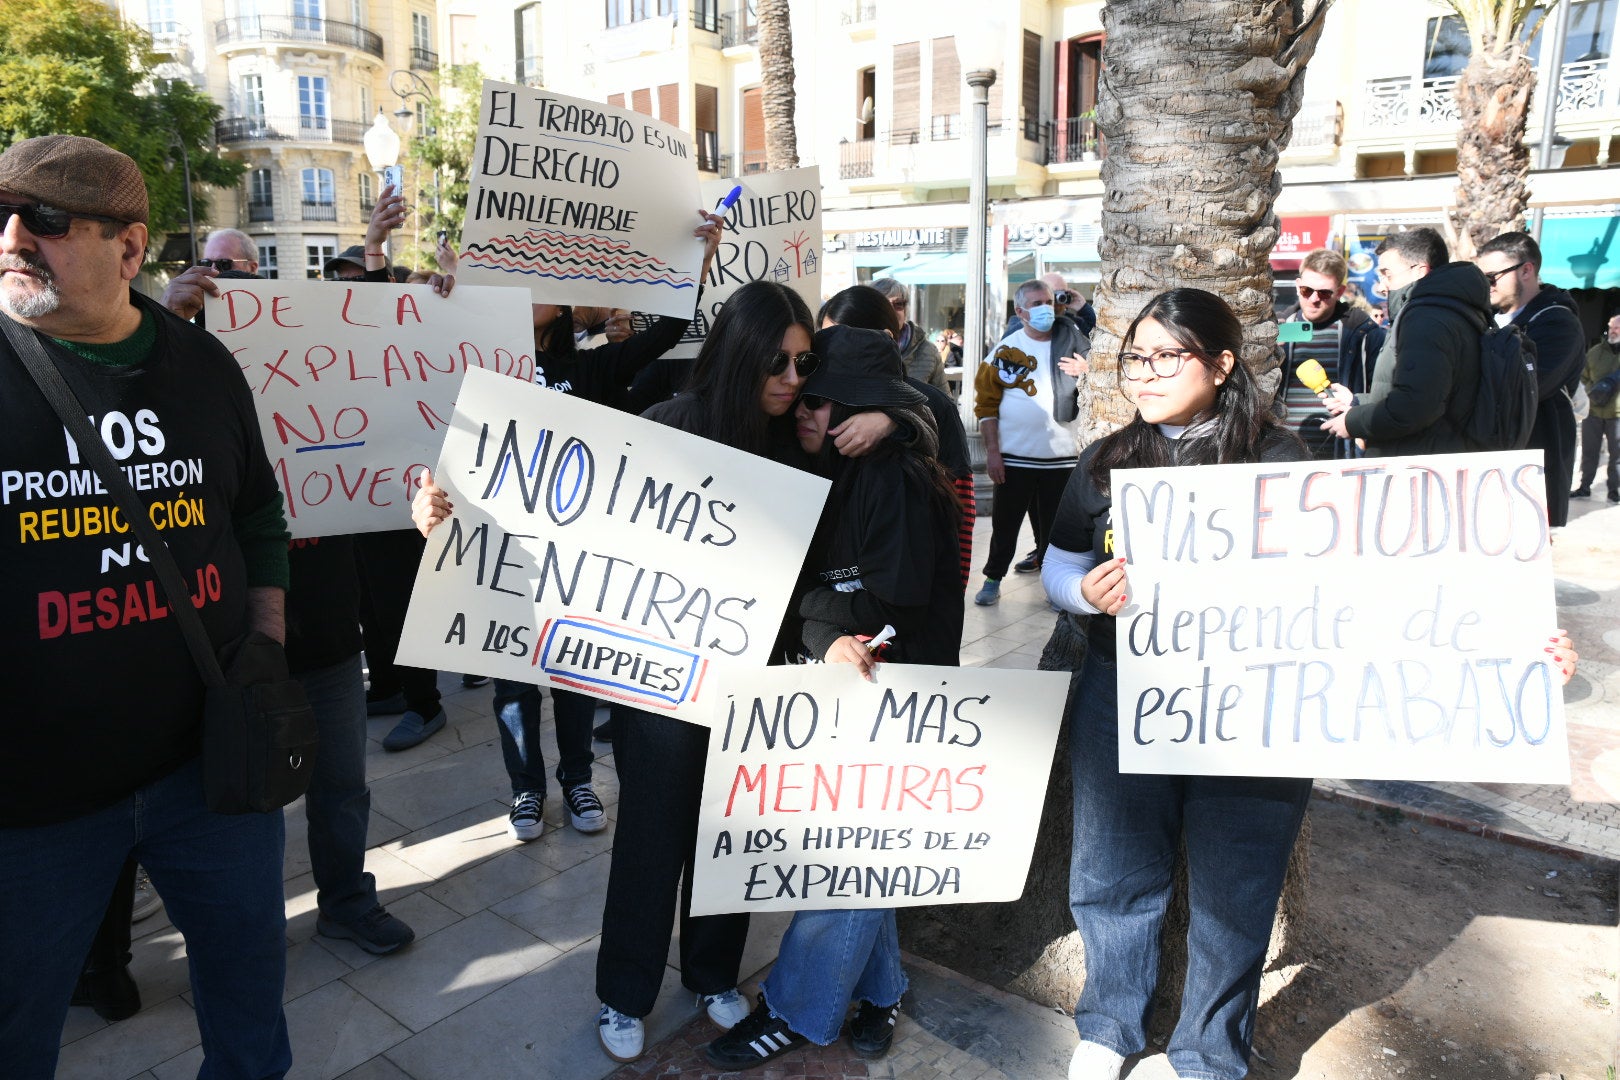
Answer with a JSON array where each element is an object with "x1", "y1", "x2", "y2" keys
[{"x1": 760, "y1": 908, "x2": 907, "y2": 1044}]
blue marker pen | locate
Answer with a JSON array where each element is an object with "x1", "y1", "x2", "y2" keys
[{"x1": 714, "y1": 184, "x2": 743, "y2": 215}]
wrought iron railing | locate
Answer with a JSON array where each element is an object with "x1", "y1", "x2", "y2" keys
[
  {"x1": 1047, "y1": 115, "x2": 1103, "y2": 164},
  {"x1": 410, "y1": 46, "x2": 438, "y2": 71},
  {"x1": 247, "y1": 200, "x2": 274, "y2": 223},
  {"x1": 839, "y1": 139, "x2": 874, "y2": 179},
  {"x1": 214, "y1": 15, "x2": 384, "y2": 59},
  {"x1": 516, "y1": 55, "x2": 543, "y2": 87},
  {"x1": 216, "y1": 115, "x2": 366, "y2": 144},
  {"x1": 719, "y1": 9, "x2": 757, "y2": 47},
  {"x1": 300, "y1": 201, "x2": 338, "y2": 221},
  {"x1": 841, "y1": 1, "x2": 877, "y2": 25}
]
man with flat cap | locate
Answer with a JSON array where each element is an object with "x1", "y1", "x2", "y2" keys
[{"x1": 0, "y1": 135, "x2": 293, "y2": 1077}]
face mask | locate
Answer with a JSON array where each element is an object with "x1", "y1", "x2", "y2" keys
[{"x1": 1027, "y1": 304, "x2": 1056, "y2": 332}]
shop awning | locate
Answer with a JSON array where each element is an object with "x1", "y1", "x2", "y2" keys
[
  {"x1": 1539, "y1": 215, "x2": 1620, "y2": 290},
  {"x1": 877, "y1": 251, "x2": 976, "y2": 285}
]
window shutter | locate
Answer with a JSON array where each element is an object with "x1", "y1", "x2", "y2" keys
[
  {"x1": 892, "y1": 41, "x2": 920, "y2": 141},
  {"x1": 658, "y1": 83, "x2": 679, "y2": 126},
  {"x1": 742, "y1": 86, "x2": 764, "y2": 155},
  {"x1": 608, "y1": 92, "x2": 625, "y2": 108},
  {"x1": 931, "y1": 37, "x2": 960, "y2": 128},
  {"x1": 631, "y1": 87, "x2": 653, "y2": 116},
  {"x1": 1022, "y1": 29, "x2": 1041, "y2": 123},
  {"x1": 696, "y1": 83, "x2": 718, "y2": 131}
]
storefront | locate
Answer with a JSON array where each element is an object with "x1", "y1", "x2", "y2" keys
[{"x1": 822, "y1": 210, "x2": 968, "y2": 345}]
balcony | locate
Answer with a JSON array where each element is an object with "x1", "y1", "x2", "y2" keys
[
  {"x1": 1557, "y1": 57, "x2": 1613, "y2": 114},
  {"x1": 301, "y1": 201, "x2": 337, "y2": 222},
  {"x1": 1362, "y1": 58, "x2": 1616, "y2": 134},
  {"x1": 248, "y1": 199, "x2": 275, "y2": 223},
  {"x1": 516, "y1": 55, "x2": 543, "y2": 88},
  {"x1": 359, "y1": 198, "x2": 375, "y2": 218},
  {"x1": 839, "y1": 138, "x2": 874, "y2": 179},
  {"x1": 216, "y1": 115, "x2": 367, "y2": 145},
  {"x1": 692, "y1": 1, "x2": 720, "y2": 33},
  {"x1": 841, "y1": 1, "x2": 876, "y2": 26},
  {"x1": 720, "y1": 9, "x2": 757, "y2": 48},
  {"x1": 214, "y1": 15, "x2": 384, "y2": 60},
  {"x1": 741, "y1": 149, "x2": 767, "y2": 174},
  {"x1": 1047, "y1": 115, "x2": 1104, "y2": 164},
  {"x1": 411, "y1": 46, "x2": 438, "y2": 72},
  {"x1": 1287, "y1": 99, "x2": 1343, "y2": 151}
]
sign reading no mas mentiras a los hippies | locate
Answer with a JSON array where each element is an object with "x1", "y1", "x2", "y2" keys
[
  {"x1": 395, "y1": 368, "x2": 830, "y2": 721},
  {"x1": 457, "y1": 81, "x2": 704, "y2": 318},
  {"x1": 1111, "y1": 450, "x2": 1570, "y2": 784},
  {"x1": 204, "y1": 280, "x2": 535, "y2": 538},
  {"x1": 690, "y1": 663, "x2": 1070, "y2": 915}
]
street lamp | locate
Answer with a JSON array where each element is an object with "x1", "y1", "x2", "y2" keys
[
  {"x1": 386, "y1": 69, "x2": 442, "y2": 255},
  {"x1": 362, "y1": 110, "x2": 401, "y2": 258},
  {"x1": 955, "y1": 13, "x2": 1005, "y2": 428}
]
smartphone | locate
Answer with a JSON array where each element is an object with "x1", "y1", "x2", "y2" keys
[
  {"x1": 381, "y1": 164, "x2": 403, "y2": 196},
  {"x1": 437, "y1": 230, "x2": 447, "y2": 244}
]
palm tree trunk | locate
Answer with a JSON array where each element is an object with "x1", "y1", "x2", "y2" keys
[
  {"x1": 1086, "y1": 0, "x2": 1330, "y2": 441},
  {"x1": 1448, "y1": 48, "x2": 1534, "y2": 260},
  {"x1": 757, "y1": 0, "x2": 799, "y2": 171}
]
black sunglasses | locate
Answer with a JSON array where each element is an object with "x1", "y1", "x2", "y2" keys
[
  {"x1": 799, "y1": 394, "x2": 828, "y2": 411},
  {"x1": 766, "y1": 350, "x2": 819, "y2": 377},
  {"x1": 1482, "y1": 260, "x2": 1527, "y2": 286},
  {"x1": 202, "y1": 258, "x2": 244, "y2": 272},
  {"x1": 1296, "y1": 284, "x2": 1337, "y2": 302},
  {"x1": 0, "y1": 202, "x2": 123, "y2": 239}
]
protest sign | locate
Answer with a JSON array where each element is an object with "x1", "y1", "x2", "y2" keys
[
  {"x1": 458, "y1": 81, "x2": 703, "y2": 318},
  {"x1": 1111, "y1": 450, "x2": 1569, "y2": 783},
  {"x1": 690, "y1": 663, "x2": 1069, "y2": 915},
  {"x1": 205, "y1": 280, "x2": 534, "y2": 538},
  {"x1": 631, "y1": 167, "x2": 823, "y2": 358},
  {"x1": 395, "y1": 368, "x2": 830, "y2": 720}
]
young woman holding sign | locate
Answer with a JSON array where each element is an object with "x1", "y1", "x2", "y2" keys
[
  {"x1": 1040, "y1": 288, "x2": 1580, "y2": 1080},
  {"x1": 703, "y1": 324, "x2": 962, "y2": 1071}
]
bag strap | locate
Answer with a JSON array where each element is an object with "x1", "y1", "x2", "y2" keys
[{"x1": 0, "y1": 315, "x2": 227, "y2": 687}]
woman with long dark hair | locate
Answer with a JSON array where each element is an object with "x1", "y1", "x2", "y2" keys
[
  {"x1": 704, "y1": 324, "x2": 963, "y2": 1071},
  {"x1": 1042, "y1": 288, "x2": 1575, "y2": 1080}
]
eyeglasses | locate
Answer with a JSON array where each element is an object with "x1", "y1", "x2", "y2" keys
[
  {"x1": 1296, "y1": 284, "x2": 1338, "y2": 302},
  {"x1": 889, "y1": 298, "x2": 907, "y2": 311},
  {"x1": 1482, "y1": 261, "x2": 1528, "y2": 286},
  {"x1": 203, "y1": 258, "x2": 245, "y2": 272},
  {"x1": 799, "y1": 394, "x2": 829, "y2": 411},
  {"x1": 1118, "y1": 348, "x2": 1200, "y2": 380},
  {"x1": 766, "y1": 350, "x2": 819, "y2": 377},
  {"x1": 0, "y1": 202, "x2": 123, "y2": 239}
]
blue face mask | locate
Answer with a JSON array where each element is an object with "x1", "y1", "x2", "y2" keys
[{"x1": 1026, "y1": 303, "x2": 1056, "y2": 333}]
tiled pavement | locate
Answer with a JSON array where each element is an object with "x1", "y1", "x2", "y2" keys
[{"x1": 54, "y1": 491, "x2": 1620, "y2": 1078}]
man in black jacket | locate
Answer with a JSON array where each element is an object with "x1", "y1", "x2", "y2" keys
[
  {"x1": 1476, "y1": 231, "x2": 1585, "y2": 527},
  {"x1": 1278, "y1": 248, "x2": 1386, "y2": 458},
  {"x1": 1322, "y1": 228, "x2": 1490, "y2": 458}
]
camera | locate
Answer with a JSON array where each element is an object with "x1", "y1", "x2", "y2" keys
[{"x1": 1054, "y1": 289, "x2": 1076, "y2": 307}]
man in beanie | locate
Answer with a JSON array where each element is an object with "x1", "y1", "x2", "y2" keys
[{"x1": 0, "y1": 135, "x2": 293, "y2": 1077}]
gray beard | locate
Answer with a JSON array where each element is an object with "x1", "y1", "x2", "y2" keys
[{"x1": 0, "y1": 281, "x2": 60, "y2": 319}]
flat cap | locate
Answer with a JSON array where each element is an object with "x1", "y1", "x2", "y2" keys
[{"x1": 0, "y1": 135, "x2": 149, "y2": 226}]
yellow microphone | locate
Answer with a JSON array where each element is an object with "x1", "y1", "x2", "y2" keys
[{"x1": 1294, "y1": 358, "x2": 1331, "y2": 398}]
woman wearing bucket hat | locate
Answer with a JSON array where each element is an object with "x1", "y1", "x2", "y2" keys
[{"x1": 704, "y1": 324, "x2": 964, "y2": 1071}]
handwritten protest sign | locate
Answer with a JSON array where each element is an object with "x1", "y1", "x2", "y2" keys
[
  {"x1": 690, "y1": 663, "x2": 1069, "y2": 915},
  {"x1": 633, "y1": 167, "x2": 823, "y2": 358},
  {"x1": 458, "y1": 80, "x2": 703, "y2": 318},
  {"x1": 395, "y1": 368, "x2": 830, "y2": 720},
  {"x1": 1111, "y1": 450, "x2": 1569, "y2": 783},
  {"x1": 205, "y1": 280, "x2": 534, "y2": 538}
]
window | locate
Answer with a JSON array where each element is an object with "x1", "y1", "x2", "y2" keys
[
  {"x1": 241, "y1": 74, "x2": 265, "y2": 119},
  {"x1": 147, "y1": 0, "x2": 178, "y2": 35},
  {"x1": 298, "y1": 76, "x2": 328, "y2": 131},
  {"x1": 250, "y1": 168, "x2": 274, "y2": 204},
  {"x1": 1422, "y1": 15, "x2": 1471, "y2": 79},
  {"x1": 1052, "y1": 33, "x2": 1103, "y2": 163},
  {"x1": 516, "y1": 3, "x2": 542, "y2": 84},
  {"x1": 301, "y1": 168, "x2": 335, "y2": 220},
  {"x1": 292, "y1": 0, "x2": 322, "y2": 30},
  {"x1": 892, "y1": 42, "x2": 920, "y2": 143},
  {"x1": 358, "y1": 171, "x2": 374, "y2": 211},
  {"x1": 257, "y1": 241, "x2": 278, "y2": 279},
  {"x1": 359, "y1": 84, "x2": 372, "y2": 123},
  {"x1": 930, "y1": 37, "x2": 961, "y2": 140},
  {"x1": 1020, "y1": 30, "x2": 1042, "y2": 141},
  {"x1": 696, "y1": 84, "x2": 719, "y2": 171},
  {"x1": 412, "y1": 11, "x2": 432, "y2": 51},
  {"x1": 606, "y1": 0, "x2": 674, "y2": 29},
  {"x1": 305, "y1": 236, "x2": 337, "y2": 279},
  {"x1": 1526, "y1": 0, "x2": 1612, "y2": 65},
  {"x1": 741, "y1": 86, "x2": 765, "y2": 172},
  {"x1": 349, "y1": 0, "x2": 364, "y2": 24},
  {"x1": 631, "y1": 87, "x2": 653, "y2": 116},
  {"x1": 855, "y1": 67, "x2": 875, "y2": 140}
]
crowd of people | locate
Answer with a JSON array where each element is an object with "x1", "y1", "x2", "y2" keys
[{"x1": 0, "y1": 132, "x2": 1592, "y2": 1080}]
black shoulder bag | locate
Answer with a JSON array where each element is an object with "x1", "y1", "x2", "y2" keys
[{"x1": 2, "y1": 315, "x2": 317, "y2": 814}]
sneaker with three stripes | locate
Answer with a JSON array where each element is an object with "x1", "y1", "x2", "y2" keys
[{"x1": 704, "y1": 998, "x2": 808, "y2": 1070}]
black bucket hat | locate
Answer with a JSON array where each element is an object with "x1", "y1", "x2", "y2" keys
[
  {"x1": 806, "y1": 325, "x2": 926, "y2": 409},
  {"x1": 323, "y1": 244, "x2": 368, "y2": 276}
]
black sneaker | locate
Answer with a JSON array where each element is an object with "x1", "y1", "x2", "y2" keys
[
  {"x1": 316, "y1": 905, "x2": 415, "y2": 955},
  {"x1": 1013, "y1": 550, "x2": 1041, "y2": 574},
  {"x1": 704, "y1": 999, "x2": 808, "y2": 1070},
  {"x1": 592, "y1": 719, "x2": 614, "y2": 742},
  {"x1": 1572, "y1": 486, "x2": 1592, "y2": 499},
  {"x1": 72, "y1": 964, "x2": 141, "y2": 1022},
  {"x1": 461, "y1": 673, "x2": 491, "y2": 688},
  {"x1": 849, "y1": 998, "x2": 901, "y2": 1058},
  {"x1": 1610, "y1": 490, "x2": 1620, "y2": 504}
]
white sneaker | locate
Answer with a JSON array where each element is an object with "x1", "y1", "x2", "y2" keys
[
  {"x1": 597, "y1": 1003, "x2": 644, "y2": 1062},
  {"x1": 507, "y1": 791, "x2": 544, "y2": 842},
  {"x1": 131, "y1": 866, "x2": 163, "y2": 923},
  {"x1": 563, "y1": 783, "x2": 607, "y2": 834},
  {"x1": 1069, "y1": 1039, "x2": 1125, "y2": 1080},
  {"x1": 698, "y1": 987, "x2": 750, "y2": 1030}
]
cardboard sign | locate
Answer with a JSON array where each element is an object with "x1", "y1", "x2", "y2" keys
[
  {"x1": 638, "y1": 167, "x2": 823, "y2": 358},
  {"x1": 690, "y1": 663, "x2": 1070, "y2": 915},
  {"x1": 395, "y1": 368, "x2": 830, "y2": 719},
  {"x1": 205, "y1": 280, "x2": 535, "y2": 538},
  {"x1": 1111, "y1": 450, "x2": 1570, "y2": 783},
  {"x1": 458, "y1": 81, "x2": 704, "y2": 318}
]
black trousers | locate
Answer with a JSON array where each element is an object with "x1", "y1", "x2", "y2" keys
[
  {"x1": 80, "y1": 857, "x2": 136, "y2": 976},
  {"x1": 355, "y1": 529, "x2": 441, "y2": 716},
  {"x1": 596, "y1": 708, "x2": 749, "y2": 1017},
  {"x1": 982, "y1": 465, "x2": 1073, "y2": 580}
]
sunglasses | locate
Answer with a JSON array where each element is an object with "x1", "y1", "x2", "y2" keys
[
  {"x1": 799, "y1": 394, "x2": 829, "y2": 411},
  {"x1": 1296, "y1": 284, "x2": 1337, "y2": 302},
  {"x1": 766, "y1": 350, "x2": 820, "y2": 377},
  {"x1": 0, "y1": 202, "x2": 124, "y2": 239},
  {"x1": 203, "y1": 258, "x2": 245, "y2": 272},
  {"x1": 1482, "y1": 260, "x2": 1527, "y2": 286}
]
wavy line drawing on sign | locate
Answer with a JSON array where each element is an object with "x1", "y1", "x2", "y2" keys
[{"x1": 463, "y1": 231, "x2": 700, "y2": 290}]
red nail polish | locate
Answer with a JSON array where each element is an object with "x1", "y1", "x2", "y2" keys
[{"x1": 1120, "y1": 596, "x2": 1128, "y2": 604}]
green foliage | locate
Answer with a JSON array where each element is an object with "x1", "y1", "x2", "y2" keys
[
  {"x1": 403, "y1": 63, "x2": 482, "y2": 264},
  {"x1": 0, "y1": 0, "x2": 244, "y2": 241}
]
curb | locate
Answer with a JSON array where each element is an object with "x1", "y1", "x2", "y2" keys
[{"x1": 1310, "y1": 782, "x2": 1620, "y2": 871}]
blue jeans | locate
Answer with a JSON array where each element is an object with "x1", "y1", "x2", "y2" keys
[
  {"x1": 492, "y1": 679, "x2": 595, "y2": 796},
  {"x1": 298, "y1": 653, "x2": 380, "y2": 923},
  {"x1": 761, "y1": 909, "x2": 907, "y2": 1044},
  {"x1": 0, "y1": 759, "x2": 289, "y2": 1079},
  {"x1": 1068, "y1": 649, "x2": 1310, "y2": 1080}
]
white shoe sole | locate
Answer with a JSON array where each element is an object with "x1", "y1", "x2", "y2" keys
[
  {"x1": 508, "y1": 819, "x2": 544, "y2": 842},
  {"x1": 569, "y1": 812, "x2": 608, "y2": 834},
  {"x1": 598, "y1": 1026, "x2": 643, "y2": 1062}
]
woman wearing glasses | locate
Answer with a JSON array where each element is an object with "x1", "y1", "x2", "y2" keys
[{"x1": 593, "y1": 280, "x2": 899, "y2": 1063}]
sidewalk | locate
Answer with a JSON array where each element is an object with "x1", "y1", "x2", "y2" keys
[{"x1": 54, "y1": 496, "x2": 1619, "y2": 1079}]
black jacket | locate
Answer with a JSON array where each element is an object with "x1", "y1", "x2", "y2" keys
[
  {"x1": 1514, "y1": 284, "x2": 1585, "y2": 403},
  {"x1": 1345, "y1": 262, "x2": 1491, "y2": 457},
  {"x1": 1280, "y1": 300, "x2": 1386, "y2": 394}
]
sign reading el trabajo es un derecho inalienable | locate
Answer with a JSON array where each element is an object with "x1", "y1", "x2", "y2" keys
[
  {"x1": 457, "y1": 81, "x2": 704, "y2": 318},
  {"x1": 395, "y1": 368, "x2": 830, "y2": 721},
  {"x1": 690, "y1": 664, "x2": 1070, "y2": 915},
  {"x1": 1112, "y1": 450, "x2": 1570, "y2": 783},
  {"x1": 205, "y1": 280, "x2": 536, "y2": 538}
]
